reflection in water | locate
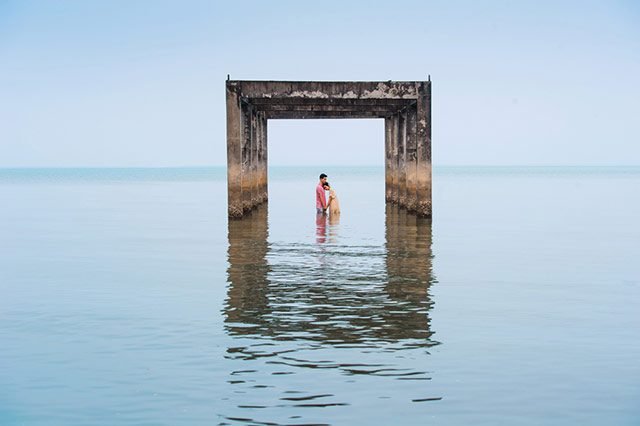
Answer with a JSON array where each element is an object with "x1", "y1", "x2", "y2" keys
[
  {"x1": 384, "y1": 204, "x2": 435, "y2": 342},
  {"x1": 316, "y1": 211, "x2": 340, "y2": 244},
  {"x1": 315, "y1": 212, "x2": 327, "y2": 244},
  {"x1": 226, "y1": 205, "x2": 270, "y2": 332},
  {"x1": 223, "y1": 204, "x2": 438, "y2": 423}
]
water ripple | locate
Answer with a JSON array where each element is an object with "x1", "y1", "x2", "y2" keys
[{"x1": 221, "y1": 204, "x2": 439, "y2": 423}]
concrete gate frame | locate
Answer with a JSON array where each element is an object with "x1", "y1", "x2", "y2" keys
[{"x1": 226, "y1": 79, "x2": 432, "y2": 218}]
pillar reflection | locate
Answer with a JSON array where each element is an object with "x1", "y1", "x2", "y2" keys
[
  {"x1": 223, "y1": 204, "x2": 438, "y2": 422},
  {"x1": 383, "y1": 203, "x2": 435, "y2": 342},
  {"x1": 225, "y1": 204, "x2": 436, "y2": 348},
  {"x1": 225, "y1": 204, "x2": 270, "y2": 335}
]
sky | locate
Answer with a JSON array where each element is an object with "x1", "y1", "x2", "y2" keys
[{"x1": 1, "y1": 0, "x2": 639, "y2": 167}]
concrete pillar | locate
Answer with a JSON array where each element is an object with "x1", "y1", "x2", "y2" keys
[
  {"x1": 250, "y1": 110, "x2": 259, "y2": 208},
  {"x1": 405, "y1": 106, "x2": 418, "y2": 212},
  {"x1": 397, "y1": 111, "x2": 407, "y2": 208},
  {"x1": 261, "y1": 114, "x2": 268, "y2": 203},
  {"x1": 226, "y1": 83, "x2": 243, "y2": 218},
  {"x1": 416, "y1": 82, "x2": 432, "y2": 217},
  {"x1": 255, "y1": 112, "x2": 263, "y2": 204},
  {"x1": 390, "y1": 115, "x2": 399, "y2": 204},
  {"x1": 241, "y1": 103, "x2": 253, "y2": 213},
  {"x1": 385, "y1": 116, "x2": 393, "y2": 202}
]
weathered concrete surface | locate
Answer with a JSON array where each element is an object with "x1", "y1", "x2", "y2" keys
[
  {"x1": 384, "y1": 117, "x2": 393, "y2": 202},
  {"x1": 256, "y1": 113, "x2": 266, "y2": 204},
  {"x1": 241, "y1": 103, "x2": 253, "y2": 213},
  {"x1": 226, "y1": 83, "x2": 243, "y2": 218},
  {"x1": 389, "y1": 115, "x2": 399, "y2": 204},
  {"x1": 233, "y1": 81, "x2": 420, "y2": 100},
  {"x1": 250, "y1": 111, "x2": 259, "y2": 208},
  {"x1": 397, "y1": 112, "x2": 407, "y2": 208},
  {"x1": 405, "y1": 107, "x2": 418, "y2": 212},
  {"x1": 226, "y1": 80, "x2": 419, "y2": 120},
  {"x1": 262, "y1": 114, "x2": 269, "y2": 203},
  {"x1": 416, "y1": 82, "x2": 432, "y2": 217},
  {"x1": 226, "y1": 80, "x2": 432, "y2": 218},
  {"x1": 261, "y1": 113, "x2": 268, "y2": 203}
]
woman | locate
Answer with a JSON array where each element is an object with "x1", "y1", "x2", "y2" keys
[{"x1": 324, "y1": 183, "x2": 340, "y2": 216}]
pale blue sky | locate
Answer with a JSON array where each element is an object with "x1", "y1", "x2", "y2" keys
[{"x1": 1, "y1": 0, "x2": 639, "y2": 167}]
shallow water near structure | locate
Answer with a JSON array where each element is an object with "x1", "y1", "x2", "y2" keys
[{"x1": 1, "y1": 166, "x2": 639, "y2": 425}]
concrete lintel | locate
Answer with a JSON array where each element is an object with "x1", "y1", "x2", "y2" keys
[
  {"x1": 266, "y1": 111, "x2": 389, "y2": 119},
  {"x1": 255, "y1": 104, "x2": 405, "y2": 114},
  {"x1": 228, "y1": 80, "x2": 422, "y2": 100},
  {"x1": 249, "y1": 97, "x2": 414, "y2": 107}
]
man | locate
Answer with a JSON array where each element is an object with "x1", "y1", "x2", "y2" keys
[{"x1": 316, "y1": 173, "x2": 328, "y2": 214}]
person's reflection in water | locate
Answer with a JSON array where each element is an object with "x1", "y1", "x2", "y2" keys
[
  {"x1": 223, "y1": 203, "x2": 439, "y2": 423},
  {"x1": 327, "y1": 210, "x2": 340, "y2": 244},
  {"x1": 315, "y1": 211, "x2": 327, "y2": 244}
]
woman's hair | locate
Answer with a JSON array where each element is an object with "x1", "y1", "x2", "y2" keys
[{"x1": 323, "y1": 182, "x2": 331, "y2": 189}]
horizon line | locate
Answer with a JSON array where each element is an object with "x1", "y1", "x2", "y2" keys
[{"x1": 1, "y1": 164, "x2": 639, "y2": 170}]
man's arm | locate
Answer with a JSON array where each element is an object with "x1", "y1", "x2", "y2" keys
[{"x1": 317, "y1": 186, "x2": 327, "y2": 209}]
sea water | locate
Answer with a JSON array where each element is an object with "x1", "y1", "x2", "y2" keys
[{"x1": 1, "y1": 166, "x2": 638, "y2": 425}]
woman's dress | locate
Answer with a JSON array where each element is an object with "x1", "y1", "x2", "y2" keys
[{"x1": 329, "y1": 190, "x2": 340, "y2": 215}]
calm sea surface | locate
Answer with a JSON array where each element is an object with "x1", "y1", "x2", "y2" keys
[{"x1": 1, "y1": 166, "x2": 639, "y2": 425}]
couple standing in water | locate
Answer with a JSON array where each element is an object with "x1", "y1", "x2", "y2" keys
[{"x1": 316, "y1": 173, "x2": 340, "y2": 217}]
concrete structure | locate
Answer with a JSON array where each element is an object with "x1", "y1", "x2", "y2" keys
[{"x1": 226, "y1": 79, "x2": 432, "y2": 218}]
